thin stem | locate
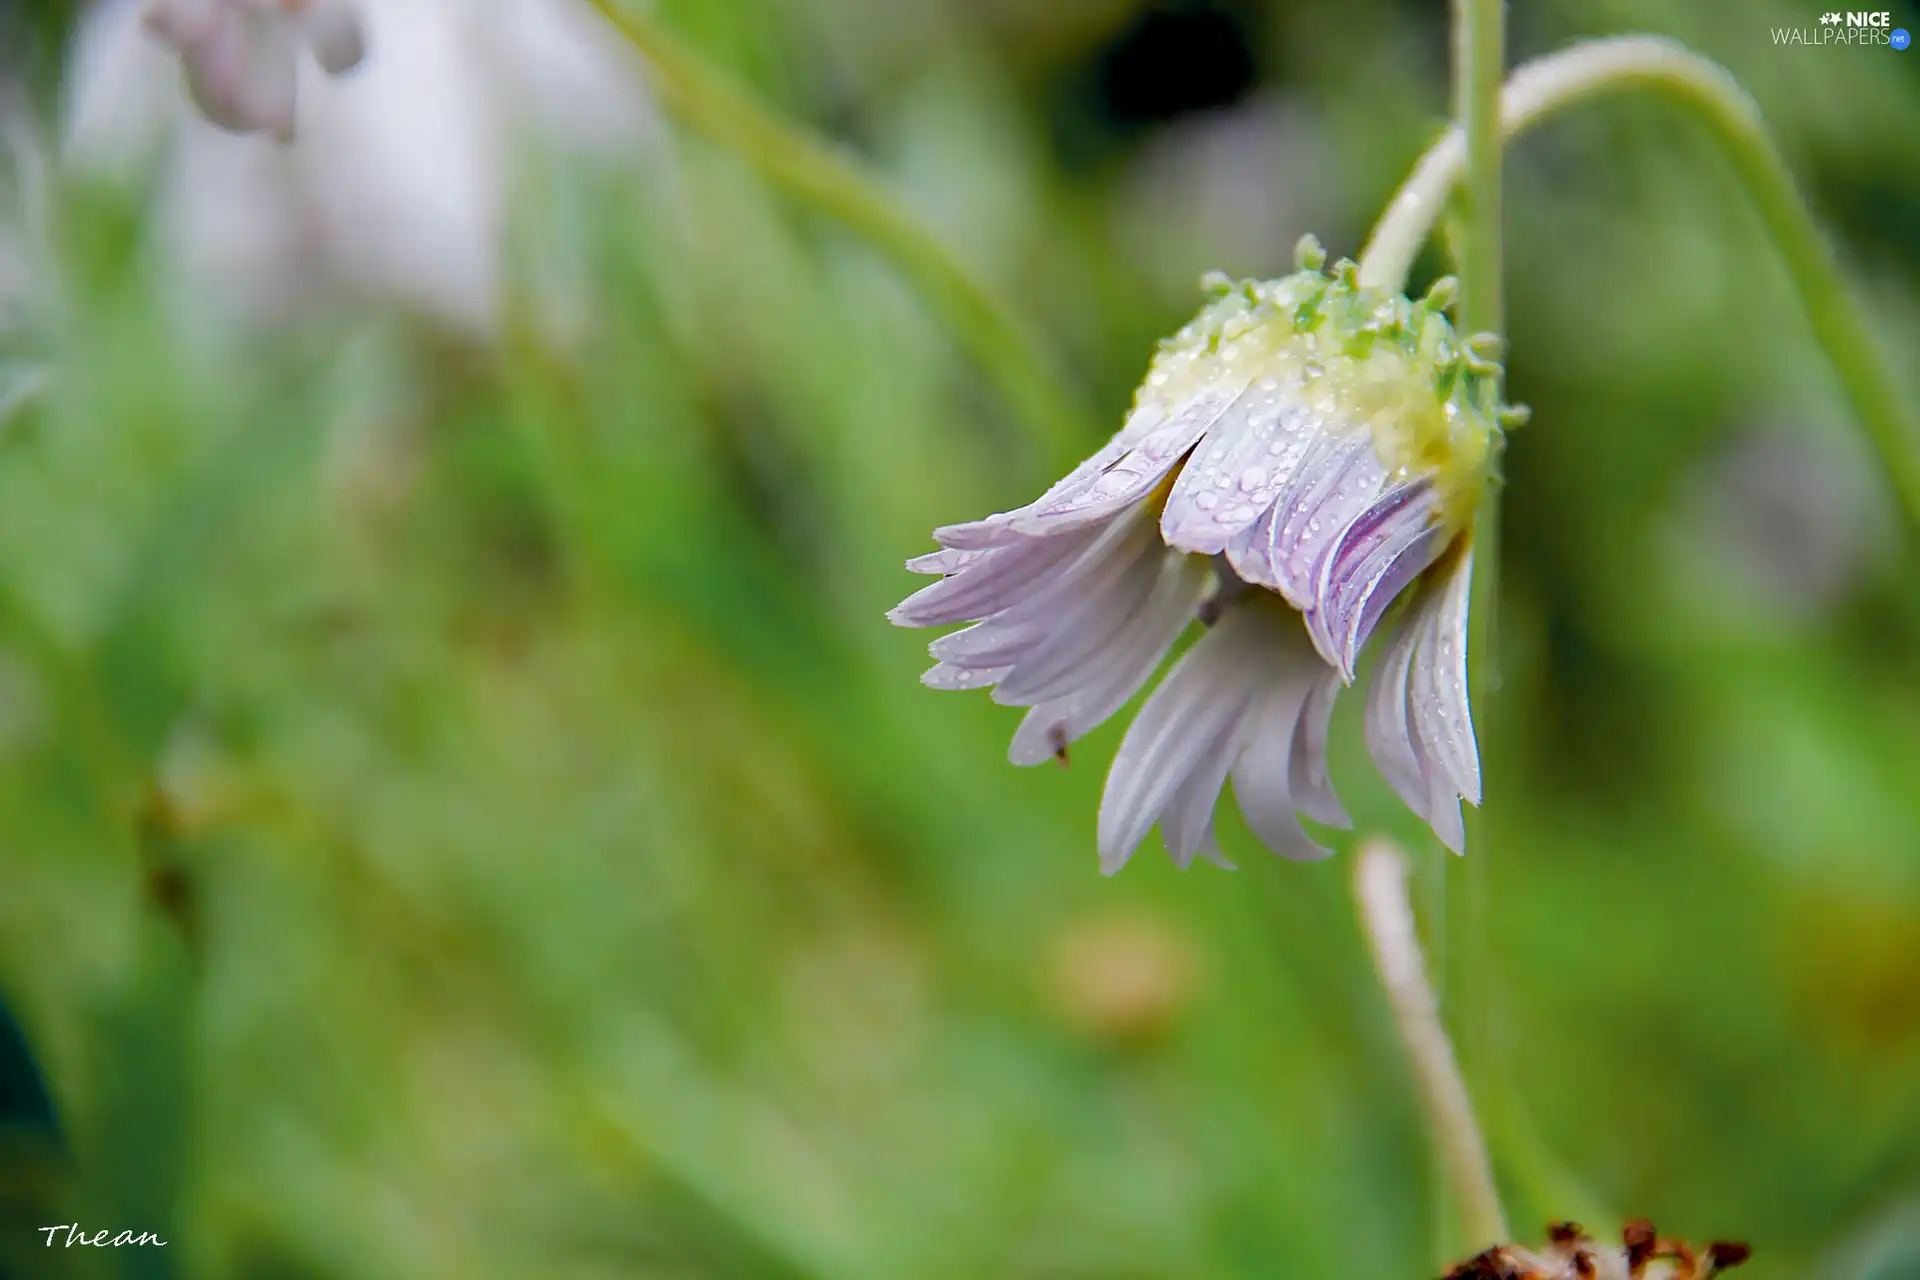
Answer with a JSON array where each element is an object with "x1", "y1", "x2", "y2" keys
[
  {"x1": 583, "y1": 0, "x2": 1091, "y2": 453},
  {"x1": 1449, "y1": 5, "x2": 1507, "y2": 1267},
  {"x1": 1454, "y1": 0, "x2": 1505, "y2": 338},
  {"x1": 1355, "y1": 838, "x2": 1509, "y2": 1257},
  {"x1": 1356, "y1": 36, "x2": 1920, "y2": 538}
]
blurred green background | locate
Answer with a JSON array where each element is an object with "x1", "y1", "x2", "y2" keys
[{"x1": 1, "y1": 0, "x2": 1919, "y2": 1275}]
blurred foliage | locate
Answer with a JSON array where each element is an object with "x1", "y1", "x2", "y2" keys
[{"x1": 1, "y1": 0, "x2": 1919, "y2": 1276}]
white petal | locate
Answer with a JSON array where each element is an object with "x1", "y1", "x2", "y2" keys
[
  {"x1": 921, "y1": 661, "x2": 1010, "y2": 691},
  {"x1": 1097, "y1": 608, "x2": 1267, "y2": 874},
  {"x1": 1223, "y1": 499, "x2": 1283, "y2": 588},
  {"x1": 1009, "y1": 399, "x2": 1221, "y2": 536},
  {"x1": 1006, "y1": 552, "x2": 1206, "y2": 765},
  {"x1": 1230, "y1": 679, "x2": 1331, "y2": 861},
  {"x1": 937, "y1": 392, "x2": 1228, "y2": 551},
  {"x1": 1268, "y1": 433, "x2": 1390, "y2": 610},
  {"x1": 1305, "y1": 481, "x2": 1443, "y2": 680},
  {"x1": 929, "y1": 619, "x2": 1039, "y2": 669},
  {"x1": 1409, "y1": 548, "x2": 1480, "y2": 807},
  {"x1": 1161, "y1": 710, "x2": 1244, "y2": 868},
  {"x1": 908, "y1": 508, "x2": 1142, "y2": 640},
  {"x1": 1160, "y1": 391, "x2": 1320, "y2": 555},
  {"x1": 888, "y1": 526, "x2": 1099, "y2": 627},
  {"x1": 904, "y1": 547, "x2": 982, "y2": 575},
  {"x1": 1427, "y1": 781, "x2": 1466, "y2": 854},
  {"x1": 1287, "y1": 665, "x2": 1350, "y2": 828},
  {"x1": 992, "y1": 542, "x2": 1160, "y2": 703},
  {"x1": 1363, "y1": 603, "x2": 1429, "y2": 818}
]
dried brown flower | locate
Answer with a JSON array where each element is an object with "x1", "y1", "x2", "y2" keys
[{"x1": 1443, "y1": 1220, "x2": 1751, "y2": 1280}]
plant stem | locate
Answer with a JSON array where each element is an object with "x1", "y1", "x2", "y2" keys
[
  {"x1": 1449, "y1": 3, "x2": 1507, "y2": 1265},
  {"x1": 1355, "y1": 839, "x2": 1509, "y2": 1258},
  {"x1": 1357, "y1": 36, "x2": 1920, "y2": 540},
  {"x1": 583, "y1": 0, "x2": 1091, "y2": 454},
  {"x1": 1455, "y1": 0, "x2": 1505, "y2": 339}
]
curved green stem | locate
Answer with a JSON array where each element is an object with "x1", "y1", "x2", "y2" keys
[
  {"x1": 584, "y1": 0, "x2": 1092, "y2": 452},
  {"x1": 1357, "y1": 35, "x2": 1920, "y2": 538}
]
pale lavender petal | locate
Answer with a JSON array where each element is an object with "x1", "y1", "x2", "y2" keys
[
  {"x1": 1006, "y1": 398, "x2": 1221, "y2": 536},
  {"x1": 904, "y1": 546, "x2": 984, "y2": 576},
  {"x1": 1364, "y1": 606, "x2": 1429, "y2": 819},
  {"x1": 888, "y1": 526, "x2": 1100, "y2": 627},
  {"x1": 1286, "y1": 666, "x2": 1350, "y2": 828},
  {"x1": 1363, "y1": 544, "x2": 1481, "y2": 851},
  {"x1": 1343, "y1": 524, "x2": 1444, "y2": 672},
  {"x1": 1007, "y1": 552, "x2": 1207, "y2": 765},
  {"x1": 911, "y1": 508, "x2": 1146, "y2": 647},
  {"x1": 1160, "y1": 387, "x2": 1321, "y2": 555},
  {"x1": 1427, "y1": 779, "x2": 1466, "y2": 855},
  {"x1": 1304, "y1": 481, "x2": 1445, "y2": 680},
  {"x1": 1222, "y1": 499, "x2": 1283, "y2": 589},
  {"x1": 921, "y1": 661, "x2": 1010, "y2": 691},
  {"x1": 935, "y1": 392, "x2": 1228, "y2": 551},
  {"x1": 1098, "y1": 607, "x2": 1270, "y2": 874},
  {"x1": 992, "y1": 547, "x2": 1161, "y2": 703},
  {"x1": 1268, "y1": 432, "x2": 1391, "y2": 611},
  {"x1": 1229, "y1": 680, "x2": 1332, "y2": 861},
  {"x1": 927, "y1": 619, "x2": 1038, "y2": 669},
  {"x1": 1161, "y1": 711, "x2": 1243, "y2": 869},
  {"x1": 1408, "y1": 548, "x2": 1480, "y2": 808}
]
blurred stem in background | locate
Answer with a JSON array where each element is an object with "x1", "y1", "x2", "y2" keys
[
  {"x1": 1355, "y1": 838, "x2": 1506, "y2": 1263},
  {"x1": 582, "y1": 0, "x2": 1095, "y2": 455},
  {"x1": 1359, "y1": 35, "x2": 1920, "y2": 546}
]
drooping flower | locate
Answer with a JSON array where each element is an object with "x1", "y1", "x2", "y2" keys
[
  {"x1": 1445, "y1": 1220, "x2": 1751, "y2": 1280},
  {"x1": 891, "y1": 238, "x2": 1517, "y2": 871},
  {"x1": 142, "y1": 0, "x2": 368, "y2": 141}
]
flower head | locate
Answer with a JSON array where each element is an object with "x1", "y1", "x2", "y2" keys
[
  {"x1": 143, "y1": 0, "x2": 367, "y2": 141},
  {"x1": 891, "y1": 238, "x2": 1515, "y2": 870},
  {"x1": 1446, "y1": 1220, "x2": 1752, "y2": 1280}
]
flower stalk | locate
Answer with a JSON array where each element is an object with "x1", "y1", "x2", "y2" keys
[
  {"x1": 582, "y1": 0, "x2": 1091, "y2": 455},
  {"x1": 1447, "y1": 4, "x2": 1506, "y2": 1266},
  {"x1": 1357, "y1": 35, "x2": 1920, "y2": 542}
]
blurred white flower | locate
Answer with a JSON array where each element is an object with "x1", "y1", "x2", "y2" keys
[
  {"x1": 64, "y1": 0, "x2": 654, "y2": 334},
  {"x1": 143, "y1": 0, "x2": 368, "y2": 142}
]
